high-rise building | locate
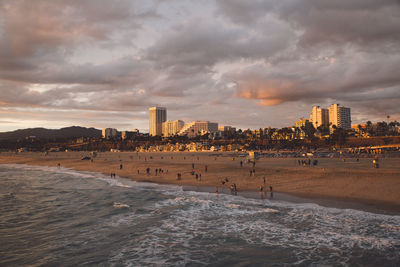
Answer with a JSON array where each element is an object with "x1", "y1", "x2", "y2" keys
[
  {"x1": 149, "y1": 106, "x2": 167, "y2": 136},
  {"x1": 162, "y1": 120, "x2": 184, "y2": 137},
  {"x1": 328, "y1": 104, "x2": 351, "y2": 130},
  {"x1": 309, "y1": 105, "x2": 329, "y2": 129},
  {"x1": 178, "y1": 121, "x2": 218, "y2": 138}
]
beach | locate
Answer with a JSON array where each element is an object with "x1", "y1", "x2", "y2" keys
[{"x1": 1, "y1": 151, "x2": 399, "y2": 212}]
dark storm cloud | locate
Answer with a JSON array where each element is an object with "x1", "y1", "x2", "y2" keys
[
  {"x1": 212, "y1": 0, "x2": 400, "y2": 119},
  {"x1": 216, "y1": 0, "x2": 400, "y2": 46},
  {"x1": 0, "y1": 0, "x2": 156, "y2": 81},
  {"x1": 146, "y1": 18, "x2": 293, "y2": 69}
]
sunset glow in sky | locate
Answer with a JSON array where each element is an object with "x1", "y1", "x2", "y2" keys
[{"x1": 1, "y1": 0, "x2": 400, "y2": 132}]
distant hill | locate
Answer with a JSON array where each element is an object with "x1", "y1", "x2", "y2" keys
[{"x1": 0, "y1": 126, "x2": 102, "y2": 141}]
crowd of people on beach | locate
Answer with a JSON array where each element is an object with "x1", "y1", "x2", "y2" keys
[{"x1": 103, "y1": 154, "x2": 280, "y2": 200}]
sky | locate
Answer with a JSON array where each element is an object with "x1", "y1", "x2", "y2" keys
[{"x1": 1, "y1": 0, "x2": 400, "y2": 132}]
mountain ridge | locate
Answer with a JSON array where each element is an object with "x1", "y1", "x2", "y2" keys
[{"x1": 0, "y1": 126, "x2": 101, "y2": 140}]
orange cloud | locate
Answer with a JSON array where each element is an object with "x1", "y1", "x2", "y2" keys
[{"x1": 235, "y1": 78, "x2": 300, "y2": 106}]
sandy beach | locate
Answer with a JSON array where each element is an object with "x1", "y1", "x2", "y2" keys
[{"x1": 1, "y1": 151, "x2": 399, "y2": 212}]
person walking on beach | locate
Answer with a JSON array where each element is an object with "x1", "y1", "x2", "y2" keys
[
  {"x1": 120, "y1": 164, "x2": 123, "y2": 170},
  {"x1": 205, "y1": 165, "x2": 208, "y2": 172},
  {"x1": 263, "y1": 176, "x2": 266, "y2": 185},
  {"x1": 240, "y1": 160, "x2": 243, "y2": 167}
]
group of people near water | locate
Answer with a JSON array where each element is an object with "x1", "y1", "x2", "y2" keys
[
  {"x1": 141, "y1": 167, "x2": 167, "y2": 176},
  {"x1": 220, "y1": 177, "x2": 236, "y2": 194}
]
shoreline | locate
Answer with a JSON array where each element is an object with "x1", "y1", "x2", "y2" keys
[
  {"x1": 2, "y1": 162, "x2": 399, "y2": 215},
  {"x1": 1, "y1": 151, "x2": 400, "y2": 214}
]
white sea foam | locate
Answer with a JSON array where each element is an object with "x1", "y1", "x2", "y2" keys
[
  {"x1": 3, "y1": 163, "x2": 399, "y2": 266},
  {"x1": 113, "y1": 202, "x2": 130, "y2": 209}
]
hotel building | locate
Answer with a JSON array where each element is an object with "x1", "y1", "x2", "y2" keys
[
  {"x1": 149, "y1": 106, "x2": 167, "y2": 136},
  {"x1": 178, "y1": 121, "x2": 218, "y2": 138},
  {"x1": 309, "y1": 105, "x2": 329, "y2": 129},
  {"x1": 162, "y1": 120, "x2": 185, "y2": 137},
  {"x1": 328, "y1": 104, "x2": 351, "y2": 130}
]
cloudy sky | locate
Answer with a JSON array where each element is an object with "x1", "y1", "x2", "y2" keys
[{"x1": 1, "y1": 0, "x2": 400, "y2": 132}]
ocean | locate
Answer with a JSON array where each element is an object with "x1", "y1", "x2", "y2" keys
[{"x1": 0, "y1": 164, "x2": 399, "y2": 266}]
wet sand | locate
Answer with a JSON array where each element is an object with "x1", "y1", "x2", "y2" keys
[{"x1": 1, "y1": 151, "x2": 399, "y2": 213}]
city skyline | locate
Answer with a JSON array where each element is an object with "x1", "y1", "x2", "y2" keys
[{"x1": 1, "y1": 1, "x2": 400, "y2": 132}]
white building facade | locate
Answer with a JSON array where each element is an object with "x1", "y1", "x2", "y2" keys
[
  {"x1": 149, "y1": 106, "x2": 167, "y2": 136},
  {"x1": 162, "y1": 120, "x2": 185, "y2": 137},
  {"x1": 178, "y1": 121, "x2": 218, "y2": 138},
  {"x1": 309, "y1": 105, "x2": 329, "y2": 129},
  {"x1": 328, "y1": 104, "x2": 351, "y2": 130}
]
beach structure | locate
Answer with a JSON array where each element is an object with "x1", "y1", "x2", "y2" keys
[
  {"x1": 329, "y1": 104, "x2": 351, "y2": 130},
  {"x1": 102, "y1": 128, "x2": 118, "y2": 139},
  {"x1": 149, "y1": 106, "x2": 167, "y2": 136},
  {"x1": 309, "y1": 105, "x2": 329, "y2": 129},
  {"x1": 178, "y1": 121, "x2": 218, "y2": 138},
  {"x1": 162, "y1": 120, "x2": 185, "y2": 137}
]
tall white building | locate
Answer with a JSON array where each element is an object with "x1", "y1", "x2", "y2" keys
[
  {"x1": 149, "y1": 106, "x2": 167, "y2": 136},
  {"x1": 162, "y1": 120, "x2": 184, "y2": 137},
  {"x1": 309, "y1": 105, "x2": 329, "y2": 129},
  {"x1": 102, "y1": 128, "x2": 118, "y2": 139},
  {"x1": 178, "y1": 121, "x2": 218, "y2": 138},
  {"x1": 328, "y1": 104, "x2": 351, "y2": 130}
]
